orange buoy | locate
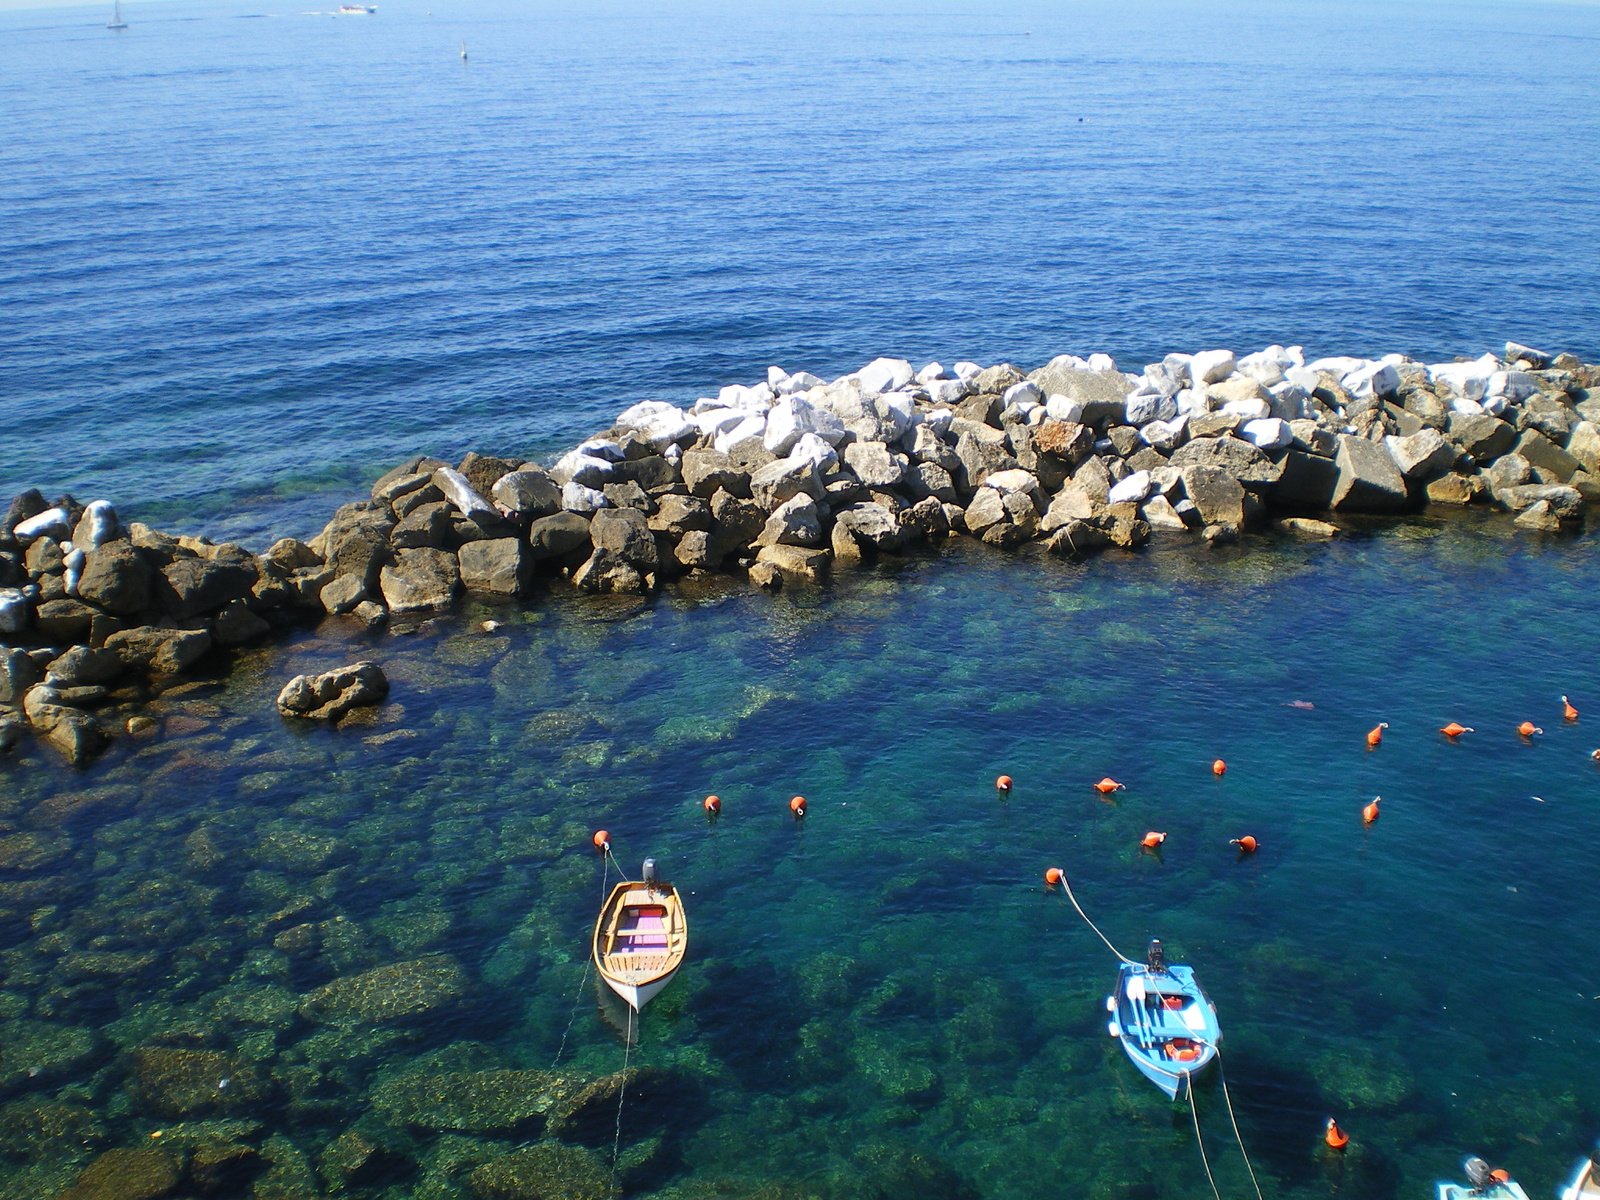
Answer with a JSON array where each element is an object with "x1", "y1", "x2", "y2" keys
[
  {"x1": 1518, "y1": 721, "x2": 1543, "y2": 738},
  {"x1": 1212, "y1": 759, "x2": 1227, "y2": 776},
  {"x1": 1230, "y1": 835, "x2": 1258, "y2": 853},
  {"x1": 1366, "y1": 722, "x2": 1388, "y2": 748},
  {"x1": 1563, "y1": 695, "x2": 1579, "y2": 721},
  {"x1": 996, "y1": 775, "x2": 1013, "y2": 794},
  {"x1": 1440, "y1": 722, "x2": 1473, "y2": 738},
  {"x1": 1140, "y1": 831, "x2": 1167, "y2": 849},
  {"x1": 592, "y1": 829, "x2": 610, "y2": 852},
  {"x1": 1362, "y1": 797, "x2": 1380, "y2": 824},
  {"x1": 1490, "y1": 1170, "x2": 1511, "y2": 1186},
  {"x1": 1094, "y1": 778, "x2": 1126, "y2": 795},
  {"x1": 1325, "y1": 1118, "x2": 1350, "y2": 1150},
  {"x1": 789, "y1": 795, "x2": 807, "y2": 817},
  {"x1": 703, "y1": 795, "x2": 721, "y2": 816},
  {"x1": 1044, "y1": 866, "x2": 1064, "y2": 886}
]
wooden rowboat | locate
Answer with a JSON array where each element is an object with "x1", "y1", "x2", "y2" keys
[
  {"x1": 592, "y1": 867, "x2": 687, "y2": 1013},
  {"x1": 1106, "y1": 941, "x2": 1220, "y2": 1099}
]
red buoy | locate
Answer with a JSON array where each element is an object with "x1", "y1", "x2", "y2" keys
[
  {"x1": 703, "y1": 795, "x2": 721, "y2": 816},
  {"x1": 1230, "y1": 835, "x2": 1257, "y2": 853},
  {"x1": 592, "y1": 829, "x2": 610, "y2": 852},
  {"x1": 789, "y1": 795, "x2": 807, "y2": 818},
  {"x1": 996, "y1": 775, "x2": 1013, "y2": 794},
  {"x1": 1212, "y1": 759, "x2": 1227, "y2": 776},
  {"x1": 1140, "y1": 831, "x2": 1167, "y2": 850},
  {"x1": 1044, "y1": 867, "x2": 1063, "y2": 886}
]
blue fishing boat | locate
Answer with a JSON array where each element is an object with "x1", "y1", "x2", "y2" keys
[
  {"x1": 1105, "y1": 940, "x2": 1221, "y2": 1099},
  {"x1": 1436, "y1": 1157, "x2": 1530, "y2": 1200}
]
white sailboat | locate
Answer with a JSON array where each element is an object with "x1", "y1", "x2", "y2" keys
[{"x1": 107, "y1": 0, "x2": 127, "y2": 29}]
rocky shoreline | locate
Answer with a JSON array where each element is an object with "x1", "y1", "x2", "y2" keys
[{"x1": 4, "y1": 340, "x2": 1598, "y2": 765}]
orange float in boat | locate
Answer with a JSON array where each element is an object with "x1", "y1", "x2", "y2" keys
[
  {"x1": 789, "y1": 795, "x2": 807, "y2": 817},
  {"x1": 592, "y1": 829, "x2": 611, "y2": 852},
  {"x1": 1140, "y1": 831, "x2": 1167, "y2": 849},
  {"x1": 1212, "y1": 759, "x2": 1227, "y2": 776},
  {"x1": 1230, "y1": 835, "x2": 1257, "y2": 853},
  {"x1": 1044, "y1": 867, "x2": 1063, "y2": 886},
  {"x1": 1325, "y1": 1118, "x2": 1350, "y2": 1149},
  {"x1": 1362, "y1": 798, "x2": 1380, "y2": 824},
  {"x1": 703, "y1": 795, "x2": 721, "y2": 816},
  {"x1": 1518, "y1": 721, "x2": 1543, "y2": 738},
  {"x1": 1094, "y1": 778, "x2": 1126, "y2": 795},
  {"x1": 1440, "y1": 722, "x2": 1473, "y2": 738},
  {"x1": 996, "y1": 775, "x2": 1013, "y2": 794},
  {"x1": 1563, "y1": 695, "x2": 1579, "y2": 721},
  {"x1": 1366, "y1": 722, "x2": 1388, "y2": 748}
]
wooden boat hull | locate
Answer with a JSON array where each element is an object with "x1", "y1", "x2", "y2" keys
[
  {"x1": 592, "y1": 880, "x2": 687, "y2": 1014},
  {"x1": 1561, "y1": 1156, "x2": 1600, "y2": 1200},
  {"x1": 1106, "y1": 962, "x2": 1220, "y2": 1100}
]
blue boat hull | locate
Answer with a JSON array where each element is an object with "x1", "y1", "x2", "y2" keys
[{"x1": 1106, "y1": 962, "x2": 1221, "y2": 1100}]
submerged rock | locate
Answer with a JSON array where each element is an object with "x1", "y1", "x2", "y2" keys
[
  {"x1": 56, "y1": 1147, "x2": 180, "y2": 1200},
  {"x1": 468, "y1": 1142, "x2": 619, "y2": 1200},
  {"x1": 127, "y1": 1046, "x2": 272, "y2": 1118},
  {"x1": 276, "y1": 661, "x2": 389, "y2": 722},
  {"x1": 372, "y1": 1069, "x2": 583, "y2": 1132},
  {"x1": 299, "y1": 956, "x2": 467, "y2": 1025}
]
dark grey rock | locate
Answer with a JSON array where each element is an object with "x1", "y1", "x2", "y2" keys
[
  {"x1": 277, "y1": 661, "x2": 390, "y2": 721},
  {"x1": 459, "y1": 538, "x2": 533, "y2": 597},
  {"x1": 105, "y1": 626, "x2": 212, "y2": 675},
  {"x1": 212, "y1": 599, "x2": 271, "y2": 646},
  {"x1": 527, "y1": 512, "x2": 593, "y2": 561},
  {"x1": 1332, "y1": 434, "x2": 1409, "y2": 513},
  {"x1": 589, "y1": 508, "x2": 659, "y2": 569},
  {"x1": 1168, "y1": 435, "x2": 1282, "y2": 492},
  {"x1": 75, "y1": 543, "x2": 153, "y2": 616},
  {"x1": 391, "y1": 502, "x2": 454, "y2": 550},
  {"x1": 1446, "y1": 413, "x2": 1517, "y2": 463},
  {"x1": 380, "y1": 548, "x2": 460, "y2": 612},
  {"x1": 491, "y1": 469, "x2": 562, "y2": 522}
]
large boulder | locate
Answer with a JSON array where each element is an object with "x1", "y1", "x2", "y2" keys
[
  {"x1": 44, "y1": 646, "x2": 123, "y2": 687},
  {"x1": 1566, "y1": 421, "x2": 1600, "y2": 475},
  {"x1": 1026, "y1": 362, "x2": 1133, "y2": 424},
  {"x1": 22, "y1": 685, "x2": 107, "y2": 765},
  {"x1": 0, "y1": 587, "x2": 30, "y2": 635},
  {"x1": 758, "y1": 495, "x2": 824, "y2": 547},
  {"x1": 104, "y1": 626, "x2": 212, "y2": 675},
  {"x1": 842, "y1": 441, "x2": 906, "y2": 488},
  {"x1": 1514, "y1": 429, "x2": 1582, "y2": 483},
  {"x1": 432, "y1": 467, "x2": 501, "y2": 525},
  {"x1": 299, "y1": 956, "x2": 465, "y2": 1025},
  {"x1": 1168, "y1": 436, "x2": 1281, "y2": 492},
  {"x1": 157, "y1": 556, "x2": 257, "y2": 620},
  {"x1": 277, "y1": 661, "x2": 389, "y2": 721},
  {"x1": 1386, "y1": 427, "x2": 1458, "y2": 480},
  {"x1": 1270, "y1": 450, "x2": 1340, "y2": 509},
  {"x1": 1496, "y1": 484, "x2": 1583, "y2": 520},
  {"x1": 753, "y1": 544, "x2": 830, "y2": 582},
  {"x1": 527, "y1": 512, "x2": 592, "y2": 561},
  {"x1": 1332, "y1": 434, "x2": 1409, "y2": 512},
  {"x1": 680, "y1": 449, "x2": 750, "y2": 499},
  {"x1": 588, "y1": 508, "x2": 659, "y2": 570},
  {"x1": 571, "y1": 549, "x2": 649, "y2": 594},
  {"x1": 74, "y1": 543, "x2": 152, "y2": 615},
  {"x1": 750, "y1": 455, "x2": 826, "y2": 510},
  {"x1": 764, "y1": 394, "x2": 846, "y2": 454},
  {"x1": 835, "y1": 503, "x2": 907, "y2": 550},
  {"x1": 1180, "y1": 466, "x2": 1255, "y2": 528},
  {"x1": 319, "y1": 507, "x2": 396, "y2": 587},
  {"x1": 33, "y1": 598, "x2": 97, "y2": 642},
  {"x1": 380, "y1": 548, "x2": 459, "y2": 612},
  {"x1": 391, "y1": 501, "x2": 454, "y2": 549},
  {"x1": 709, "y1": 491, "x2": 766, "y2": 551},
  {"x1": 457, "y1": 452, "x2": 521, "y2": 498},
  {"x1": 213, "y1": 599, "x2": 270, "y2": 645},
  {"x1": 459, "y1": 539, "x2": 532, "y2": 597},
  {"x1": 491, "y1": 469, "x2": 563, "y2": 522},
  {"x1": 1445, "y1": 413, "x2": 1517, "y2": 463},
  {"x1": 0, "y1": 647, "x2": 42, "y2": 703},
  {"x1": 647, "y1": 495, "x2": 711, "y2": 537}
]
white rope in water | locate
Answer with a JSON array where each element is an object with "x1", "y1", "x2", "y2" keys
[
  {"x1": 1187, "y1": 1072, "x2": 1225, "y2": 1200},
  {"x1": 612, "y1": 1007, "x2": 633, "y2": 1168},
  {"x1": 551, "y1": 848, "x2": 613, "y2": 1069},
  {"x1": 1215, "y1": 1046, "x2": 1265, "y2": 1200},
  {"x1": 1059, "y1": 877, "x2": 1138, "y2": 965}
]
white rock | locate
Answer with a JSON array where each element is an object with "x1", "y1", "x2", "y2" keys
[
  {"x1": 616, "y1": 399, "x2": 682, "y2": 430},
  {"x1": 1283, "y1": 366, "x2": 1322, "y2": 394},
  {"x1": 718, "y1": 383, "x2": 774, "y2": 412},
  {"x1": 778, "y1": 371, "x2": 825, "y2": 396},
  {"x1": 1045, "y1": 394, "x2": 1084, "y2": 422},
  {"x1": 1342, "y1": 361, "x2": 1400, "y2": 399},
  {"x1": 1237, "y1": 356, "x2": 1285, "y2": 387},
  {"x1": 1139, "y1": 418, "x2": 1188, "y2": 453},
  {"x1": 0, "y1": 588, "x2": 29, "y2": 633},
  {"x1": 1086, "y1": 353, "x2": 1117, "y2": 373},
  {"x1": 1479, "y1": 394, "x2": 1508, "y2": 416},
  {"x1": 714, "y1": 413, "x2": 767, "y2": 457},
  {"x1": 1041, "y1": 353, "x2": 1091, "y2": 372},
  {"x1": 788, "y1": 433, "x2": 839, "y2": 471},
  {"x1": 575, "y1": 438, "x2": 625, "y2": 462},
  {"x1": 663, "y1": 443, "x2": 683, "y2": 466},
  {"x1": 1427, "y1": 358, "x2": 1494, "y2": 401},
  {"x1": 1267, "y1": 382, "x2": 1313, "y2": 421},
  {"x1": 1241, "y1": 417, "x2": 1294, "y2": 451},
  {"x1": 880, "y1": 393, "x2": 918, "y2": 441},
  {"x1": 765, "y1": 395, "x2": 846, "y2": 455},
  {"x1": 552, "y1": 450, "x2": 616, "y2": 488},
  {"x1": 916, "y1": 362, "x2": 948, "y2": 382},
  {"x1": 1451, "y1": 396, "x2": 1486, "y2": 416},
  {"x1": 1175, "y1": 389, "x2": 1207, "y2": 416},
  {"x1": 1125, "y1": 391, "x2": 1178, "y2": 426},
  {"x1": 1487, "y1": 370, "x2": 1542, "y2": 404},
  {"x1": 433, "y1": 467, "x2": 500, "y2": 521},
  {"x1": 952, "y1": 361, "x2": 982, "y2": 381},
  {"x1": 75, "y1": 500, "x2": 120, "y2": 549},
  {"x1": 857, "y1": 357, "x2": 915, "y2": 395},
  {"x1": 924, "y1": 408, "x2": 954, "y2": 435},
  {"x1": 1003, "y1": 381, "x2": 1043, "y2": 409},
  {"x1": 982, "y1": 469, "x2": 1039, "y2": 495},
  {"x1": 767, "y1": 366, "x2": 790, "y2": 389},
  {"x1": 1221, "y1": 397, "x2": 1272, "y2": 421},
  {"x1": 926, "y1": 378, "x2": 969, "y2": 405},
  {"x1": 1141, "y1": 494, "x2": 1190, "y2": 531},
  {"x1": 1308, "y1": 356, "x2": 1366, "y2": 376},
  {"x1": 1190, "y1": 350, "x2": 1236, "y2": 385},
  {"x1": 561, "y1": 482, "x2": 610, "y2": 513},
  {"x1": 12, "y1": 507, "x2": 70, "y2": 541},
  {"x1": 693, "y1": 408, "x2": 748, "y2": 439},
  {"x1": 689, "y1": 396, "x2": 725, "y2": 415},
  {"x1": 1107, "y1": 470, "x2": 1153, "y2": 505}
]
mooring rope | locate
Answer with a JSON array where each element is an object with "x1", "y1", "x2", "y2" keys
[
  {"x1": 1059, "y1": 876, "x2": 1138, "y2": 965},
  {"x1": 550, "y1": 848, "x2": 613, "y2": 1069},
  {"x1": 1187, "y1": 1072, "x2": 1225, "y2": 1200},
  {"x1": 612, "y1": 1007, "x2": 633, "y2": 1168},
  {"x1": 1215, "y1": 1045, "x2": 1265, "y2": 1200}
]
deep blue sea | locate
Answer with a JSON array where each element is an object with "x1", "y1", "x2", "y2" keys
[
  {"x1": 4, "y1": 3, "x2": 1600, "y2": 1199},
  {"x1": 3, "y1": 0, "x2": 1600, "y2": 542}
]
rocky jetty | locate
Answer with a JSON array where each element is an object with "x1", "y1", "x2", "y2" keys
[{"x1": 3, "y1": 340, "x2": 1598, "y2": 765}]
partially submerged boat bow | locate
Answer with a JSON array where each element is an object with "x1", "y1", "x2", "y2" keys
[
  {"x1": 593, "y1": 859, "x2": 687, "y2": 1013},
  {"x1": 1437, "y1": 1157, "x2": 1531, "y2": 1200},
  {"x1": 1107, "y1": 940, "x2": 1220, "y2": 1099}
]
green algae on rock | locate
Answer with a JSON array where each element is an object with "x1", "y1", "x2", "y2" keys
[
  {"x1": 297, "y1": 957, "x2": 466, "y2": 1026},
  {"x1": 467, "y1": 1141, "x2": 620, "y2": 1200},
  {"x1": 372, "y1": 1070, "x2": 583, "y2": 1134}
]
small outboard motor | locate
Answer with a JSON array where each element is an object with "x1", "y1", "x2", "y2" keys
[
  {"x1": 1146, "y1": 939, "x2": 1166, "y2": 974},
  {"x1": 1464, "y1": 1158, "x2": 1495, "y2": 1194},
  {"x1": 641, "y1": 858, "x2": 659, "y2": 887}
]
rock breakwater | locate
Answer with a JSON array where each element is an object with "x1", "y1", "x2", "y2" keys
[{"x1": 3, "y1": 339, "x2": 1598, "y2": 764}]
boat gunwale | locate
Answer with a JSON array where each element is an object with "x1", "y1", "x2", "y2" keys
[{"x1": 592, "y1": 879, "x2": 687, "y2": 990}]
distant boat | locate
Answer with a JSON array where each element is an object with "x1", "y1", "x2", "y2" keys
[
  {"x1": 592, "y1": 860, "x2": 687, "y2": 1012},
  {"x1": 1106, "y1": 940, "x2": 1221, "y2": 1099},
  {"x1": 107, "y1": 0, "x2": 127, "y2": 28},
  {"x1": 460, "y1": 38, "x2": 468, "y2": 59},
  {"x1": 338, "y1": 4, "x2": 375, "y2": 12}
]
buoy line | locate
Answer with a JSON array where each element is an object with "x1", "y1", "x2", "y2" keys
[
  {"x1": 613, "y1": 1008, "x2": 633, "y2": 1168},
  {"x1": 1057, "y1": 873, "x2": 1136, "y2": 965},
  {"x1": 550, "y1": 846, "x2": 613, "y2": 1069},
  {"x1": 1215, "y1": 1045, "x2": 1265, "y2": 1200}
]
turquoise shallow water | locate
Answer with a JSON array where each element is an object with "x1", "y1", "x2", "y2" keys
[{"x1": 3, "y1": 520, "x2": 1599, "y2": 1198}]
